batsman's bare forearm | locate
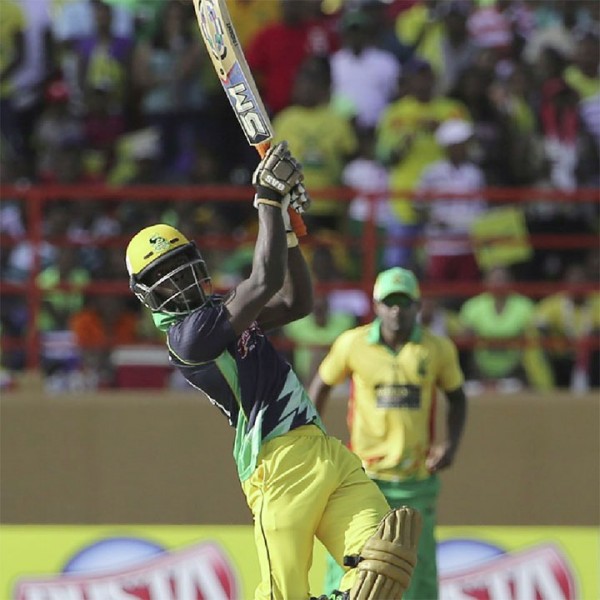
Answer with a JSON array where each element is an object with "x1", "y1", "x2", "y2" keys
[
  {"x1": 282, "y1": 246, "x2": 313, "y2": 315},
  {"x1": 253, "y1": 205, "x2": 287, "y2": 286},
  {"x1": 257, "y1": 244, "x2": 313, "y2": 331},
  {"x1": 226, "y1": 205, "x2": 287, "y2": 334}
]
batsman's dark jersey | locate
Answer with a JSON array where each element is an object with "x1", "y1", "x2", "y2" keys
[{"x1": 166, "y1": 299, "x2": 324, "y2": 481}]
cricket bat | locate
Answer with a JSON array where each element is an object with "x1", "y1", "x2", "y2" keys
[{"x1": 193, "y1": 0, "x2": 307, "y2": 236}]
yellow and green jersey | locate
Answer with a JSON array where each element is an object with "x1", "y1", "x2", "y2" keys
[
  {"x1": 165, "y1": 297, "x2": 325, "y2": 482},
  {"x1": 318, "y1": 321, "x2": 463, "y2": 482}
]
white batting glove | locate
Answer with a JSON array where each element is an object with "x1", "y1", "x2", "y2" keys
[{"x1": 289, "y1": 182, "x2": 311, "y2": 214}]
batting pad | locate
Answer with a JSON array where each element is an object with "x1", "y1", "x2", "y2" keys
[{"x1": 350, "y1": 506, "x2": 422, "y2": 600}]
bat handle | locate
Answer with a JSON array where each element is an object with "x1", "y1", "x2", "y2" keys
[
  {"x1": 287, "y1": 206, "x2": 308, "y2": 238},
  {"x1": 256, "y1": 142, "x2": 307, "y2": 238},
  {"x1": 256, "y1": 142, "x2": 270, "y2": 158}
]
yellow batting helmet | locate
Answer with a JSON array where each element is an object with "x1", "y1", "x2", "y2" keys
[
  {"x1": 125, "y1": 224, "x2": 211, "y2": 314},
  {"x1": 126, "y1": 224, "x2": 190, "y2": 277}
]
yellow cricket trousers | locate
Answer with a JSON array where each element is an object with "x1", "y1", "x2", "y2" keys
[{"x1": 241, "y1": 424, "x2": 390, "y2": 600}]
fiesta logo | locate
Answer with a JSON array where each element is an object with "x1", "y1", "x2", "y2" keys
[
  {"x1": 438, "y1": 539, "x2": 577, "y2": 600},
  {"x1": 14, "y1": 537, "x2": 239, "y2": 600}
]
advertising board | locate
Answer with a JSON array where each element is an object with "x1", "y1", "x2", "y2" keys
[{"x1": 0, "y1": 526, "x2": 597, "y2": 599}]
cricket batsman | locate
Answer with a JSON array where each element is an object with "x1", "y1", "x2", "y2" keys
[{"x1": 125, "y1": 142, "x2": 422, "y2": 599}]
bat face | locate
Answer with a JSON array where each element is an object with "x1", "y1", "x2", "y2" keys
[
  {"x1": 193, "y1": 0, "x2": 307, "y2": 236},
  {"x1": 194, "y1": 0, "x2": 273, "y2": 147}
]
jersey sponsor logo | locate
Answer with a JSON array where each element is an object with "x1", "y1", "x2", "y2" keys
[
  {"x1": 237, "y1": 323, "x2": 263, "y2": 359},
  {"x1": 438, "y1": 539, "x2": 577, "y2": 599},
  {"x1": 375, "y1": 384, "x2": 421, "y2": 409},
  {"x1": 14, "y1": 537, "x2": 239, "y2": 600},
  {"x1": 417, "y1": 353, "x2": 429, "y2": 379}
]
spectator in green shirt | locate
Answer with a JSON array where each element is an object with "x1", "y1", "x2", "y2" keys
[
  {"x1": 37, "y1": 248, "x2": 90, "y2": 332},
  {"x1": 459, "y1": 266, "x2": 553, "y2": 390}
]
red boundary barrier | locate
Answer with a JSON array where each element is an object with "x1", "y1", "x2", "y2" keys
[{"x1": 0, "y1": 184, "x2": 598, "y2": 370}]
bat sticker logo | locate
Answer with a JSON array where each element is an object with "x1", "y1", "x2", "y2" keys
[
  {"x1": 226, "y1": 72, "x2": 270, "y2": 144},
  {"x1": 227, "y1": 79, "x2": 269, "y2": 141},
  {"x1": 199, "y1": 1, "x2": 227, "y2": 61},
  {"x1": 195, "y1": 0, "x2": 274, "y2": 146}
]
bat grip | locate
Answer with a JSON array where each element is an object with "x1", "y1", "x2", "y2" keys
[{"x1": 256, "y1": 142, "x2": 307, "y2": 238}]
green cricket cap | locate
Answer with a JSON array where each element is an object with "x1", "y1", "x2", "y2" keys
[{"x1": 373, "y1": 267, "x2": 420, "y2": 301}]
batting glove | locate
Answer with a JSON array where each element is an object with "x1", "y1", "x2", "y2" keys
[
  {"x1": 252, "y1": 141, "x2": 303, "y2": 205},
  {"x1": 289, "y1": 182, "x2": 311, "y2": 214}
]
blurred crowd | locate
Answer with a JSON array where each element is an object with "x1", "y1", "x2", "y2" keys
[{"x1": 0, "y1": 0, "x2": 599, "y2": 393}]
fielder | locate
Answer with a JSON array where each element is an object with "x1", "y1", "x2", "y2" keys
[
  {"x1": 125, "y1": 142, "x2": 421, "y2": 600},
  {"x1": 309, "y1": 267, "x2": 468, "y2": 600}
]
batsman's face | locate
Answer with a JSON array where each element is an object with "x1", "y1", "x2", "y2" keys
[
  {"x1": 145, "y1": 252, "x2": 206, "y2": 311},
  {"x1": 149, "y1": 253, "x2": 190, "y2": 286},
  {"x1": 375, "y1": 294, "x2": 419, "y2": 335}
]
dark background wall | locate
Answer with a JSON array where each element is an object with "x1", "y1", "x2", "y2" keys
[{"x1": 1, "y1": 390, "x2": 598, "y2": 525}]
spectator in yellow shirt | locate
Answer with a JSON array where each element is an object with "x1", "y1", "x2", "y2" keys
[
  {"x1": 535, "y1": 264, "x2": 600, "y2": 390},
  {"x1": 395, "y1": 0, "x2": 444, "y2": 75},
  {"x1": 273, "y1": 56, "x2": 358, "y2": 232},
  {"x1": 396, "y1": 0, "x2": 478, "y2": 95},
  {"x1": 375, "y1": 59, "x2": 469, "y2": 268}
]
